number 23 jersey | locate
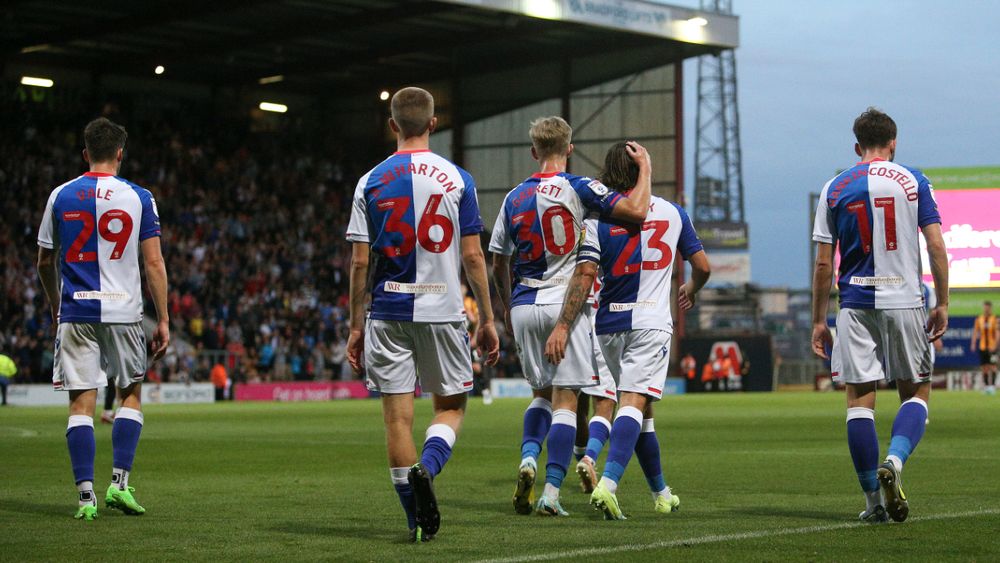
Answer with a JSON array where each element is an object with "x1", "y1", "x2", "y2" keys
[
  {"x1": 346, "y1": 149, "x2": 484, "y2": 323},
  {"x1": 579, "y1": 196, "x2": 702, "y2": 335},
  {"x1": 37, "y1": 172, "x2": 161, "y2": 324}
]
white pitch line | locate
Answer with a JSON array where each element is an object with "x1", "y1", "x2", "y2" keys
[{"x1": 473, "y1": 508, "x2": 1000, "y2": 563}]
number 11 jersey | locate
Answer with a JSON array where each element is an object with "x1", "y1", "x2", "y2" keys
[
  {"x1": 346, "y1": 149, "x2": 484, "y2": 323},
  {"x1": 37, "y1": 172, "x2": 161, "y2": 324}
]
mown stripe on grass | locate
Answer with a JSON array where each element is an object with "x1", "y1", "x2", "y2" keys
[{"x1": 475, "y1": 508, "x2": 1000, "y2": 563}]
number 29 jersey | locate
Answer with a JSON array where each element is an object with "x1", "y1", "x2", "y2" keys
[
  {"x1": 37, "y1": 172, "x2": 161, "y2": 324},
  {"x1": 346, "y1": 149, "x2": 484, "y2": 323},
  {"x1": 488, "y1": 171, "x2": 622, "y2": 307},
  {"x1": 812, "y1": 159, "x2": 941, "y2": 310},
  {"x1": 579, "y1": 196, "x2": 702, "y2": 335}
]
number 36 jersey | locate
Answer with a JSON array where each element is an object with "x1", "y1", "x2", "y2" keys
[
  {"x1": 346, "y1": 149, "x2": 484, "y2": 323},
  {"x1": 579, "y1": 196, "x2": 702, "y2": 335},
  {"x1": 488, "y1": 171, "x2": 622, "y2": 307},
  {"x1": 812, "y1": 159, "x2": 940, "y2": 310},
  {"x1": 37, "y1": 172, "x2": 161, "y2": 324}
]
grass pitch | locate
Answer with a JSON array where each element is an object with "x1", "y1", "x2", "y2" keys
[{"x1": 1, "y1": 391, "x2": 998, "y2": 562}]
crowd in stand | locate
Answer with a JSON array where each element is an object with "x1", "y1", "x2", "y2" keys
[{"x1": 0, "y1": 86, "x2": 520, "y2": 386}]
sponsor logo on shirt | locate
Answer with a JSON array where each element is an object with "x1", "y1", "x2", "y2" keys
[
  {"x1": 383, "y1": 282, "x2": 447, "y2": 294},
  {"x1": 849, "y1": 276, "x2": 904, "y2": 286}
]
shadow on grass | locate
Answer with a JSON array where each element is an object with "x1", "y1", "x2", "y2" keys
[
  {"x1": 0, "y1": 497, "x2": 71, "y2": 517},
  {"x1": 730, "y1": 506, "x2": 837, "y2": 521},
  {"x1": 268, "y1": 521, "x2": 408, "y2": 544}
]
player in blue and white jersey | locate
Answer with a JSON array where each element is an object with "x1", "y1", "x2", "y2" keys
[
  {"x1": 811, "y1": 108, "x2": 949, "y2": 523},
  {"x1": 545, "y1": 142, "x2": 710, "y2": 519},
  {"x1": 346, "y1": 87, "x2": 500, "y2": 542},
  {"x1": 36, "y1": 118, "x2": 170, "y2": 521},
  {"x1": 490, "y1": 117, "x2": 652, "y2": 516}
]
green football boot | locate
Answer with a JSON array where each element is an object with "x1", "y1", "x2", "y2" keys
[
  {"x1": 105, "y1": 485, "x2": 146, "y2": 515},
  {"x1": 877, "y1": 462, "x2": 908, "y2": 522},
  {"x1": 590, "y1": 481, "x2": 626, "y2": 521},
  {"x1": 74, "y1": 504, "x2": 98, "y2": 521},
  {"x1": 513, "y1": 459, "x2": 537, "y2": 515},
  {"x1": 654, "y1": 493, "x2": 681, "y2": 514}
]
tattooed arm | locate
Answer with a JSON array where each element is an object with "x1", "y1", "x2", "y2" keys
[{"x1": 544, "y1": 261, "x2": 598, "y2": 365}]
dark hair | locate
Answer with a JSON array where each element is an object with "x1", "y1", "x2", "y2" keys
[
  {"x1": 599, "y1": 142, "x2": 639, "y2": 193},
  {"x1": 986, "y1": 300, "x2": 993, "y2": 307},
  {"x1": 84, "y1": 117, "x2": 127, "y2": 162},
  {"x1": 853, "y1": 107, "x2": 896, "y2": 150}
]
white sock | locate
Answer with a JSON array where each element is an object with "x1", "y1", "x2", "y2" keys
[
  {"x1": 581, "y1": 455, "x2": 594, "y2": 465},
  {"x1": 112, "y1": 468, "x2": 130, "y2": 490},
  {"x1": 77, "y1": 481, "x2": 95, "y2": 507},
  {"x1": 886, "y1": 455, "x2": 903, "y2": 473},
  {"x1": 542, "y1": 482, "x2": 560, "y2": 500},
  {"x1": 864, "y1": 489, "x2": 882, "y2": 512},
  {"x1": 521, "y1": 456, "x2": 536, "y2": 469},
  {"x1": 653, "y1": 485, "x2": 672, "y2": 500},
  {"x1": 598, "y1": 476, "x2": 618, "y2": 494}
]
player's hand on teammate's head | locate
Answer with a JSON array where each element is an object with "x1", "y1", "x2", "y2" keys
[
  {"x1": 477, "y1": 322, "x2": 500, "y2": 366},
  {"x1": 678, "y1": 283, "x2": 696, "y2": 311},
  {"x1": 625, "y1": 141, "x2": 651, "y2": 169},
  {"x1": 347, "y1": 329, "x2": 365, "y2": 374},
  {"x1": 926, "y1": 305, "x2": 949, "y2": 343},
  {"x1": 544, "y1": 325, "x2": 569, "y2": 365},
  {"x1": 151, "y1": 320, "x2": 170, "y2": 361},
  {"x1": 811, "y1": 323, "x2": 832, "y2": 360}
]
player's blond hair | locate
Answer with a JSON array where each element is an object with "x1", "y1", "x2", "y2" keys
[
  {"x1": 529, "y1": 116, "x2": 572, "y2": 160},
  {"x1": 391, "y1": 87, "x2": 435, "y2": 138}
]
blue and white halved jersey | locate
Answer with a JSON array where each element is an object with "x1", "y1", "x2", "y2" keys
[
  {"x1": 488, "y1": 171, "x2": 622, "y2": 306},
  {"x1": 37, "y1": 172, "x2": 161, "y2": 324},
  {"x1": 346, "y1": 149, "x2": 483, "y2": 323},
  {"x1": 579, "y1": 196, "x2": 702, "y2": 335},
  {"x1": 812, "y1": 159, "x2": 941, "y2": 310}
]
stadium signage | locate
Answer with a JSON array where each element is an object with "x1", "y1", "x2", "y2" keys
[
  {"x1": 694, "y1": 221, "x2": 748, "y2": 250},
  {"x1": 6, "y1": 383, "x2": 214, "y2": 406},
  {"x1": 235, "y1": 381, "x2": 371, "y2": 402}
]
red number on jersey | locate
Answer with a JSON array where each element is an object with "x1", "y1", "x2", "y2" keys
[
  {"x1": 378, "y1": 197, "x2": 416, "y2": 257},
  {"x1": 610, "y1": 220, "x2": 673, "y2": 276},
  {"x1": 540, "y1": 206, "x2": 576, "y2": 256},
  {"x1": 512, "y1": 210, "x2": 544, "y2": 262},
  {"x1": 417, "y1": 194, "x2": 454, "y2": 254},
  {"x1": 846, "y1": 198, "x2": 897, "y2": 254},
  {"x1": 63, "y1": 209, "x2": 134, "y2": 263}
]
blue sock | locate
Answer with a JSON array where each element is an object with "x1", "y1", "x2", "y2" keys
[
  {"x1": 112, "y1": 408, "x2": 143, "y2": 471},
  {"x1": 520, "y1": 398, "x2": 552, "y2": 462},
  {"x1": 391, "y1": 468, "x2": 417, "y2": 530},
  {"x1": 887, "y1": 398, "x2": 928, "y2": 468},
  {"x1": 544, "y1": 409, "x2": 577, "y2": 489},
  {"x1": 602, "y1": 406, "x2": 643, "y2": 485},
  {"x1": 846, "y1": 407, "x2": 879, "y2": 493},
  {"x1": 634, "y1": 420, "x2": 666, "y2": 493},
  {"x1": 585, "y1": 416, "x2": 611, "y2": 461},
  {"x1": 66, "y1": 416, "x2": 95, "y2": 485},
  {"x1": 420, "y1": 424, "x2": 455, "y2": 478}
]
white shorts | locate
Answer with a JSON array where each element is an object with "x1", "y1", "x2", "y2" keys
[
  {"x1": 832, "y1": 307, "x2": 932, "y2": 385},
  {"x1": 511, "y1": 304, "x2": 597, "y2": 391},
  {"x1": 582, "y1": 313, "x2": 618, "y2": 402},
  {"x1": 365, "y1": 319, "x2": 473, "y2": 396},
  {"x1": 598, "y1": 329, "x2": 671, "y2": 400},
  {"x1": 53, "y1": 322, "x2": 146, "y2": 391}
]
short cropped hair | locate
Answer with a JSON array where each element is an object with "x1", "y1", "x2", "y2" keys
[
  {"x1": 853, "y1": 107, "x2": 896, "y2": 150},
  {"x1": 599, "y1": 142, "x2": 639, "y2": 193},
  {"x1": 390, "y1": 87, "x2": 434, "y2": 138},
  {"x1": 529, "y1": 116, "x2": 572, "y2": 161},
  {"x1": 84, "y1": 117, "x2": 127, "y2": 163},
  {"x1": 986, "y1": 300, "x2": 993, "y2": 307}
]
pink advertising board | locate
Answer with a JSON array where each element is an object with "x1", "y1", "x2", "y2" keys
[
  {"x1": 235, "y1": 381, "x2": 371, "y2": 402},
  {"x1": 924, "y1": 189, "x2": 1000, "y2": 288}
]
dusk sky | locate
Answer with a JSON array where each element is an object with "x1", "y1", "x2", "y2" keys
[{"x1": 680, "y1": 0, "x2": 1000, "y2": 288}]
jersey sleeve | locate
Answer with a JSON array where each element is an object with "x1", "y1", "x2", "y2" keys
[
  {"x1": 915, "y1": 171, "x2": 941, "y2": 228},
  {"x1": 138, "y1": 189, "x2": 162, "y2": 241},
  {"x1": 674, "y1": 204, "x2": 704, "y2": 260},
  {"x1": 37, "y1": 190, "x2": 57, "y2": 249},
  {"x1": 458, "y1": 169, "x2": 485, "y2": 236},
  {"x1": 578, "y1": 218, "x2": 601, "y2": 264},
  {"x1": 812, "y1": 181, "x2": 836, "y2": 244},
  {"x1": 488, "y1": 199, "x2": 515, "y2": 256},
  {"x1": 345, "y1": 174, "x2": 371, "y2": 243},
  {"x1": 571, "y1": 176, "x2": 623, "y2": 217}
]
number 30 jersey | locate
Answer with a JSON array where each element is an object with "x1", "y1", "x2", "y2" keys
[
  {"x1": 812, "y1": 159, "x2": 941, "y2": 310},
  {"x1": 579, "y1": 196, "x2": 702, "y2": 335},
  {"x1": 37, "y1": 172, "x2": 161, "y2": 324},
  {"x1": 346, "y1": 149, "x2": 484, "y2": 323},
  {"x1": 489, "y1": 171, "x2": 622, "y2": 307}
]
